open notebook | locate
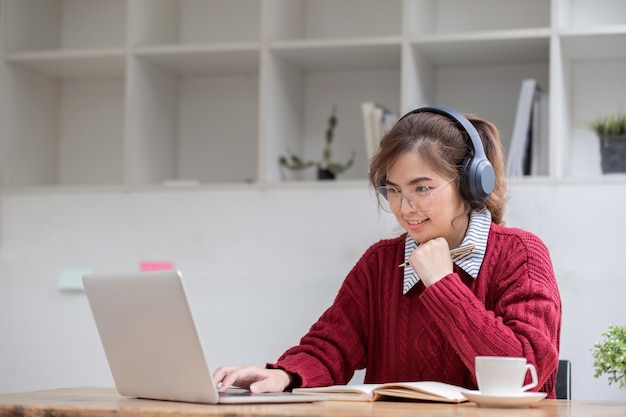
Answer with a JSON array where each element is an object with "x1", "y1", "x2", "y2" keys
[{"x1": 82, "y1": 270, "x2": 325, "y2": 404}]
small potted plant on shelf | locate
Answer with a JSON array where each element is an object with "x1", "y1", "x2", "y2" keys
[
  {"x1": 591, "y1": 323, "x2": 626, "y2": 390},
  {"x1": 589, "y1": 109, "x2": 626, "y2": 174},
  {"x1": 279, "y1": 107, "x2": 355, "y2": 180}
]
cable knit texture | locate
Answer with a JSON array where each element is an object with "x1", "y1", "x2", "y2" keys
[{"x1": 269, "y1": 222, "x2": 562, "y2": 398}]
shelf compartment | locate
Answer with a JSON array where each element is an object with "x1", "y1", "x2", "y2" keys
[
  {"x1": 2, "y1": 63, "x2": 125, "y2": 187},
  {"x1": 269, "y1": 39, "x2": 402, "y2": 71},
  {"x1": 559, "y1": 0, "x2": 626, "y2": 30},
  {"x1": 262, "y1": 50, "x2": 401, "y2": 183},
  {"x1": 406, "y1": 37, "x2": 550, "y2": 155},
  {"x1": 560, "y1": 29, "x2": 626, "y2": 60},
  {"x1": 408, "y1": 0, "x2": 551, "y2": 36},
  {"x1": 134, "y1": 44, "x2": 260, "y2": 75},
  {"x1": 132, "y1": 0, "x2": 260, "y2": 47},
  {"x1": 4, "y1": 0, "x2": 126, "y2": 53},
  {"x1": 561, "y1": 56, "x2": 626, "y2": 177},
  {"x1": 265, "y1": 0, "x2": 402, "y2": 41},
  {"x1": 129, "y1": 56, "x2": 259, "y2": 185},
  {"x1": 411, "y1": 29, "x2": 551, "y2": 65}
]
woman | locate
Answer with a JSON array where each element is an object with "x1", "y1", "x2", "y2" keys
[{"x1": 214, "y1": 106, "x2": 562, "y2": 398}]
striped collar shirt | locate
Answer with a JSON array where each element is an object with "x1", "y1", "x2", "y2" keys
[{"x1": 402, "y1": 208, "x2": 492, "y2": 295}]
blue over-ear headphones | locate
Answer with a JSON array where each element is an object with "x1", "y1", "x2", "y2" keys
[{"x1": 397, "y1": 105, "x2": 495, "y2": 204}]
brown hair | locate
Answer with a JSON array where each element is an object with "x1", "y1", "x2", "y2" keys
[{"x1": 368, "y1": 110, "x2": 508, "y2": 224}]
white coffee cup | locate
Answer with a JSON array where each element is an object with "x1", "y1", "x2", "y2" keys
[{"x1": 475, "y1": 356, "x2": 538, "y2": 396}]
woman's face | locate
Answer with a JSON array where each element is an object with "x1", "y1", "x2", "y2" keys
[{"x1": 385, "y1": 150, "x2": 468, "y2": 247}]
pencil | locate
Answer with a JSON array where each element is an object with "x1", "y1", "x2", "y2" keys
[{"x1": 398, "y1": 243, "x2": 475, "y2": 268}]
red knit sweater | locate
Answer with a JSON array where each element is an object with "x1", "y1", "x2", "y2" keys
[{"x1": 269, "y1": 222, "x2": 562, "y2": 398}]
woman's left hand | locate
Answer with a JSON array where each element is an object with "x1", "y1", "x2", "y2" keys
[{"x1": 408, "y1": 237, "x2": 454, "y2": 287}]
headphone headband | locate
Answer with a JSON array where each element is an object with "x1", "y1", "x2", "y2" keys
[{"x1": 397, "y1": 105, "x2": 495, "y2": 203}]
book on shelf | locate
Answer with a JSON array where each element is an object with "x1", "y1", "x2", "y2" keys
[
  {"x1": 361, "y1": 102, "x2": 398, "y2": 159},
  {"x1": 292, "y1": 381, "x2": 468, "y2": 403},
  {"x1": 506, "y1": 78, "x2": 549, "y2": 177},
  {"x1": 530, "y1": 90, "x2": 549, "y2": 176}
]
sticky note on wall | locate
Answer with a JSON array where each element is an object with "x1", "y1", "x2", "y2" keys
[
  {"x1": 140, "y1": 261, "x2": 174, "y2": 271},
  {"x1": 58, "y1": 266, "x2": 95, "y2": 292}
]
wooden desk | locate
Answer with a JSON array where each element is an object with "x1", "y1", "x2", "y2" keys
[{"x1": 1, "y1": 387, "x2": 625, "y2": 417}]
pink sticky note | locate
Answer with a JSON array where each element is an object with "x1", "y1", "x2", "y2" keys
[{"x1": 140, "y1": 261, "x2": 174, "y2": 271}]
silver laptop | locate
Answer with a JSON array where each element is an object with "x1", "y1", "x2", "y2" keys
[{"x1": 82, "y1": 270, "x2": 325, "y2": 404}]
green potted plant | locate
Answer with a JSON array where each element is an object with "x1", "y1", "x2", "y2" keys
[
  {"x1": 591, "y1": 323, "x2": 626, "y2": 390},
  {"x1": 279, "y1": 107, "x2": 355, "y2": 180},
  {"x1": 589, "y1": 109, "x2": 626, "y2": 173}
]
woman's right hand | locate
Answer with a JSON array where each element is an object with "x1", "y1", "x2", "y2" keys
[
  {"x1": 213, "y1": 365, "x2": 292, "y2": 393},
  {"x1": 408, "y1": 237, "x2": 454, "y2": 287}
]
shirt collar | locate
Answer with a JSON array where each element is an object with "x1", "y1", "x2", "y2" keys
[{"x1": 402, "y1": 208, "x2": 491, "y2": 295}]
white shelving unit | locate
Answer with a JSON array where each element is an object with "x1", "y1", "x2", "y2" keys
[{"x1": 1, "y1": 0, "x2": 625, "y2": 190}]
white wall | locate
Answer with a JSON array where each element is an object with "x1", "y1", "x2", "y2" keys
[{"x1": 0, "y1": 182, "x2": 625, "y2": 401}]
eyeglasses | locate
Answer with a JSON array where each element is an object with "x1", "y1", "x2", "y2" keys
[{"x1": 377, "y1": 178, "x2": 455, "y2": 213}]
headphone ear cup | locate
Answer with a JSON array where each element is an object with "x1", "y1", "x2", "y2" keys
[{"x1": 464, "y1": 157, "x2": 495, "y2": 204}]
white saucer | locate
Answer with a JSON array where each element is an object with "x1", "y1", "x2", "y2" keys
[{"x1": 461, "y1": 390, "x2": 547, "y2": 408}]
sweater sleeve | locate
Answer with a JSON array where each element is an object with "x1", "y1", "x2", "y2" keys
[{"x1": 419, "y1": 229, "x2": 561, "y2": 397}]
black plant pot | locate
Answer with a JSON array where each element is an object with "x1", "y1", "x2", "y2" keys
[
  {"x1": 599, "y1": 135, "x2": 626, "y2": 173},
  {"x1": 317, "y1": 168, "x2": 336, "y2": 180}
]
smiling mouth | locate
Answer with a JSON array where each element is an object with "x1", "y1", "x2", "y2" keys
[{"x1": 406, "y1": 219, "x2": 427, "y2": 226}]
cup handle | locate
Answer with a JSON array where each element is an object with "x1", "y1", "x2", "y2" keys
[{"x1": 522, "y1": 364, "x2": 538, "y2": 391}]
